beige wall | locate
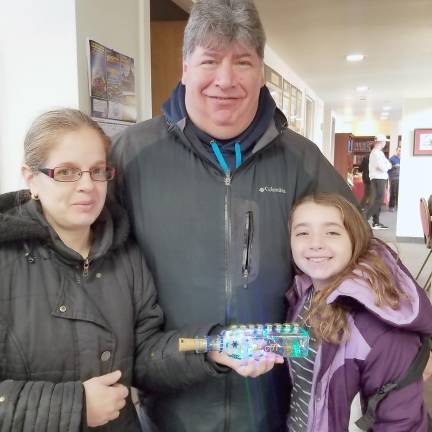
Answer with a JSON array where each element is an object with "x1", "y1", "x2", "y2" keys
[{"x1": 75, "y1": 0, "x2": 152, "y2": 121}]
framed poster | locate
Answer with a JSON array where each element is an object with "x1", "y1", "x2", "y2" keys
[
  {"x1": 88, "y1": 39, "x2": 137, "y2": 123},
  {"x1": 413, "y1": 129, "x2": 432, "y2": 156}
]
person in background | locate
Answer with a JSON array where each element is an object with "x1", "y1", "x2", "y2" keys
[
  {"x1": 365, "y1": 134, "x2": 392, "y2": 230},
  {"x1": 0, "y1": 109, "x2": 281, "y2": 432},
  {"x1": 111, "y1": 0, "x2": 354, "y2": 430},
  {"x1": 287, "y1": 193, "x2": 432, "y2": 431},
  {"x1": 357, "y1": 151, "x2": 371, "y2": 212},
  {"x1": 388, "y1": 146, "x2": 401, "y2": 211}
]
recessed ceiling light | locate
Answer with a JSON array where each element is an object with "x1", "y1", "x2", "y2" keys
[
  {"x1": 356, "y1": 86, "x2": 369, "y2": 92},
  {"x1": 346, "y1": 53, "x2": 365, "y2": 62}
]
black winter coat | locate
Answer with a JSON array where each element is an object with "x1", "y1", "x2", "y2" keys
[
  {"x1": 0, "y1": 191, "x2": 219, "y2": 431},
  {"x1": 112, "y1": 110, "x2": 355, "y2": 432}
]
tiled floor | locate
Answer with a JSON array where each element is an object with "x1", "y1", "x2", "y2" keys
[{"x1": 370, "y1": 209, "x2": 432, "y2": 414}]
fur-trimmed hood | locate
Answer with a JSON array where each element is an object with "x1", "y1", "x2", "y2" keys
[{"x1": 0, "y1": 190, "x2": 130, "y2": 260}]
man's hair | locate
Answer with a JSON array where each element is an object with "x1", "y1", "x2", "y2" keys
[
  {"x1": 288, "y1": 193, "x2": 405, "y2": 344},
  {"x1": 183, "y1": 0, "x2": 266, "y2": 59}
]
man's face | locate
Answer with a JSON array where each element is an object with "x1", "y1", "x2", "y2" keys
[{"x1": 182, "y1": 42, "x2": 265, "y2": 140}]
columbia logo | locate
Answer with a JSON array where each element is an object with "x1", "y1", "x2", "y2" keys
[{"x1": 258, "y1": 186, "x2": 286, "y2": 194}]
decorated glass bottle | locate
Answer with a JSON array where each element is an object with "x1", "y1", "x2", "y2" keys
[{"x1": 179, "y1": 323, "x2": 309, "y2": 359}]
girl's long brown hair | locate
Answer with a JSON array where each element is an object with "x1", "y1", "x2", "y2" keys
[{"x1": 289, "y1": 193, "x2": 404, "y2": 344}]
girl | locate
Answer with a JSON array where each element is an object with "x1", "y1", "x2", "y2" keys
[{"x1": 287, "y1": 193, "x2": 432, "y2": 431}]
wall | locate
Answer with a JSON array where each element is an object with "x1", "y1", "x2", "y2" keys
[
  {"x1": 0, "y1": 0, "x2": 79, "y2": 193},
  {"x1": 396, "y1": 98, "x2": 432, "y2": 239},
  {"x1": 75, "y1": 0, "x2": 152, "y2": 121},
  {"x1": 322, "y1": 107, "x2": 335, "y2": 162},
  {"x1": 313, "y1": 100, "x2": 324, "y2": 150}
]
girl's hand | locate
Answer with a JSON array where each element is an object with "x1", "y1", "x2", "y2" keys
[
  {"x1": 83, "y1": 370, "x2": 129, "y2": 427},
  {"x1": 208, "y1": 351, "x2": 284, "y2": 378}
]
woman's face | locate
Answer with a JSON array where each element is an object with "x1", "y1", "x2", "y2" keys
[{"x1": 27, "y1": 127, "x2": 108, "y2": 235}]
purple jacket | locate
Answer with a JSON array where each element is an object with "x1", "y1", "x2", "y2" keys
[{"x1": 286, "y1": 246, "x2": 432, "y2": 431}]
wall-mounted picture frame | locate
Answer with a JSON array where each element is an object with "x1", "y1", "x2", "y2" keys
[{"x1": 413, "y1": 128, "x2": 432, "y2": 155}]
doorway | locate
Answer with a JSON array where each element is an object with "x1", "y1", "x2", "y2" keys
[{"x1": 150, "y1": 0, "x2": 188, "y2": 116}]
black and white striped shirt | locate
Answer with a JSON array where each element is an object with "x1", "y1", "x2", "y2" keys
[{"x1": 288, "y1": 289, "x2": 319, "y2": 432}]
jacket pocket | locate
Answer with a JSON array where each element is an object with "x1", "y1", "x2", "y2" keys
[
  {"x1": 231, "y1": 199, "x2": 260, "y2": 289},
  {"x1": 241, "y1": 211, "x2": 254, "y2": 285}
]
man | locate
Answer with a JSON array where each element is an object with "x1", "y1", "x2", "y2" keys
[
  {"x1": 112, "y1": 1, "x2": 353, "y2": 430},
  {"x1": 388, "y1": 146, "x2": 401, "y2": 211},
  {"x1": 358, "y1": 151, "x2": 371, "y2": 212},
  {"x1": 365, "y1": 135, "x2": 392, "y2": 229}
]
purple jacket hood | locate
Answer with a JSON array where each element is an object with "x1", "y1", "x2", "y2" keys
[{"x1": 292, "y1": 244, "x2": 432, "y2": 336}]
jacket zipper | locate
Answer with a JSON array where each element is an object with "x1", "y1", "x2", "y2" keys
[
  {"x1": 224, "y1": 172, "x2": 232, "y2": 432},
  {"x1": 83, "y1": 257, "x2": 89, "y2": 278},
  {"x1": 224, "y1": 172, "x2": 232, "y2": 324},
  {"x1": 241, "y1": 211, "x2": 254, "y2": 288}
]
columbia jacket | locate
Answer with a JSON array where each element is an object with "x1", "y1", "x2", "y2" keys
[
  {"x1": 112, "y1": 103, "x2": 354, "y2": 432},
  {"x1": 0, "y1": 191, "x2": 219, "y2": 432},
  {"x1": 286, "y1": 244, "x2": 432, "y2": 431}
]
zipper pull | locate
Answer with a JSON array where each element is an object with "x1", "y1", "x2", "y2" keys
[
  {"x1": 83, "y1": 257, "x2": 89, "y2": 277},
  {"x1": 225, "y1": 170, "x2": 231, "y2": 186}
]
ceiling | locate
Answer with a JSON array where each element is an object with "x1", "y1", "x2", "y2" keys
[{"x1": 173, "y1": 0, "x2": 432, "y2": 125}]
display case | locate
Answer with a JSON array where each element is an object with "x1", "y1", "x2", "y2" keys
[
  {"x1": 352, "y1": 136, "x2": 375, "y2": 169},
  {"x1": 264, "y1": 64, "x2": 304, "y2": 135},
  {"x1": 334, "y1": 133, "x2": 353, "y2": 180},
  {"x1": 264, "y1": 65, "x2": 283, "y2": 110}
]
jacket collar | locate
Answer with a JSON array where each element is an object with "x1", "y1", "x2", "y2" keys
[
  {"x1": 326, "y1": 245, "x2": 420, "y2": 329},
  {"x1": 0, "y1": 190, "x2": 129, "y2": 262},
  {"x1": 162, "y1": 83, "x2": 286, "y2": 171}
]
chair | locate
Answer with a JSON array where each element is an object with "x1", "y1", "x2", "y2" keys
[{"x1": 416, "y1": 196, "x2": 432, "y2": 290}]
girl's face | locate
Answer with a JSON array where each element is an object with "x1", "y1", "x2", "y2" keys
[
  {"x1": 290, "y1": 201, "x2": 353, "y2": 291},
  {"x1": 25, "y1": 127, "x2": 108, "y2": 235}
]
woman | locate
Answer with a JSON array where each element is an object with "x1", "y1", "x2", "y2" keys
[{"x1": 0, "y1": 109, "x2": 280, "y2": 431}]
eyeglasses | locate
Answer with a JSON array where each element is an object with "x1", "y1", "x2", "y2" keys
[{"x1": 38, "y1": 166, "x2": 116, "y2": 182}]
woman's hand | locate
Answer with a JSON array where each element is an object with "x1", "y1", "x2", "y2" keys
[
  {"x1": 83, "y1": 370, "x2": 129, "y2": 427},
  {"x1": 208, "y1": 351, "x2": 284, "y2": 378}
]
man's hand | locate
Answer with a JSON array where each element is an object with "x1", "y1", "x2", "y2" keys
[
  {"x1": 83, "y1": 370, "x2": 129, "y2": 427},
  {"x1": 423, "y1": 353, "x2": 432, "y2": 381},
  {"x1": 208, "y1": 351, "x2": 284, "y2": 378}
]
